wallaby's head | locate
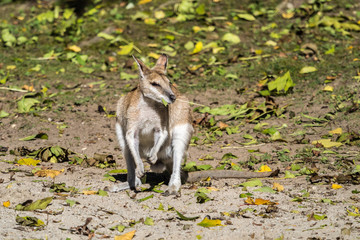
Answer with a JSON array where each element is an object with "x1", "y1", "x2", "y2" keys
[{"x1": 133, "y1": 54, "x2": 176, "y2": 104}]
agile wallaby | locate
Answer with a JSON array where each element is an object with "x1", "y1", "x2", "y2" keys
[{"x1": 110, "y1": 54, "x2": 193, "y2": 195}]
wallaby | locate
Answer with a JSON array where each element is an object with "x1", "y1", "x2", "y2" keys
[{"x1": 110, "y1": 54, "x2": 193, "y2": 195}]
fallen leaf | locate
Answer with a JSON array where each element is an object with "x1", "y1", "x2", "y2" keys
[
  {"x1": 237, "y1": 13, "x2": 255, "y2": 21},
  {"x1": 82, "y1": 190, "x2": 97, "y2": 195},
  {"x1": 138, "y1": 0, "x2": 151, "y2": 4},
  {"x1": 15, "y1": 197, "x2": 52, "y2": 211},
  {"x1": 240, "y1": 179, "x2": 263, "y2": 187},
  {"x1": 323, "y1": 86, "x2": 334, "y2": 92},
  {"x1": 282, "y1": 12, "x2": 294, "y2": 19},
  {"x1": 16, "y1": 216, "x2": 44, "y2": 227},
  {"x1": 19, "y1": 133, "x2": 48, "y2": 141},
  {"x1": 197, "y1": 217, "x2": 223, "y2": 227},
  {"x1": 115, "y1": 230, "x2": 136, "y2": 240},
  {"x1": 144, "y1": 217, "x2": 154, "y2": 226},
  {"x1": 3, "y1": 201, "x2": 10, "y2": 208},
  {"x1": 17, "y1": 158, "x2": 41, "y2": 166},
  {"x1": 192, "y1": 41, "x2": 203, "y2": 54},
  {"x1": 34, "y1": 169, "x2": 64, "y2": 178},
  {"x1": 67, "y1": 45, "x2": 81, "y2": 52},
  {"x1": 176, "y1": 211, "x2": 200, "y2": 221},
  {"x1": 273, "y1": 182, "x2": 284, "y2": 192},
  {"x1": 332, "y1": 183, "x2": 342, "y2": 189},
  {"x1": 257, "y1": 165, "x2": 272, "y2": 172},
  {"x1": 245, "y1": 197, "x2": 278, "y2": 205},
  {"x1": 222, "y1": 33, "x2": 240, "y2": 44},
  {"x1": 218, "y1": 121, "x2": 229, "y2": 129},
  {"x1": 148, "y1": 52, "x2": 160, "y2": 59},
  {"x1": 329, "y1": 128, "x2": 342, "y2": 135},
  {"x1": 299, "y1": 66, "x2": 317, "y2": 74},
  {"x1": 312, "y1": 139, "x2": 342, "y2": 148},
  {"x1": 118, "y1": 43, "x2": 134, "y2": 55}
]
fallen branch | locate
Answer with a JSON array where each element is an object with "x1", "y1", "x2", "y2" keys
[{"x1": 183, "y1": 169, "x2": 279, "y2": 183}]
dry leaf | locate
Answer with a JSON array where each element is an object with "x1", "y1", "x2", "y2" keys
[
  {"x1": 245, "y1": 197, "x2": 278, "y2": 205},
  {"x1": 34, "y1": 169, "x2": 64, "y2": 178},
  {"x1": 332, "y1": 184, "x2": 342, "y2": 189},
  {"x1": 329, "y1": 128, "x2": 342, "y2": 135},
  {"x1": 82, "y1": 190, "x2": 97, "y2": 195},
  {"x1": 218, "y1": 121, "x2": 229, "y2": 129},
  {"x1": 67, "y1": 45, "x2": 81, "y2": 52},
  {"x1": 138, "y1": 0, "x2": 151, "y2": 4},
  {"x1": 312, "y1": 139, "x2": 342, "y2": 148},
  {"x1": 3, "y1": 201, "x2": 10, "y2": 208},
  {"x1": 115, "y1": 230, "x2": 136, "y2": 240},
  {"x1": 273, "y1": 182, "x2": 284, "y2": 192}
]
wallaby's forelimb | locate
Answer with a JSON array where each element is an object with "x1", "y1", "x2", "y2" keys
[{"x1": 183, "y1": 169, "x2": 279, "y2": 183}]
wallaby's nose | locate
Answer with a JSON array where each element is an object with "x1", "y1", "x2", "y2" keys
[{"x1": 169, "y1": 94, "x2": 176, "y2": 103}]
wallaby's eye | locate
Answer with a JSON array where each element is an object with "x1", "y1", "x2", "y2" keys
[{"x1": 151, "y1": 82, "x2": 160, "y2": 87}]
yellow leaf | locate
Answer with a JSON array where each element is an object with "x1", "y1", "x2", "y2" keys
[
  {"x1": 332, "y1": 184, "x2": 342, "y2": 189},
  {"x1": 34, "y1": 169, "x2": 64, "y2": 178},
  {"x1": 147, "y1": 43, "x2": 158, "y2": 48},
  {"x1": 148, "y1": 52, "x2": 160, "y2": 59},
  {"x1": 282, "y1": 12, "x2": 295, "y2": 19},
  {"x1": 3, "y1": 201, "x2": 10, "y2": 208},
  {"x1": 255, "y1": 198, "x2": 271, "y2": 205},
  {"x1": 323, "y1": 86, "x2": 334, "y2": 92},
  {"x1": 6, "y1": 65, "x2": 16, "y2": 70},
  {"x1": 67, "y1": 45, "x2": 81, "y2": 52},
  {"x1": 257, "y1": 165, "x2": 272, "y2": 172},
  {"x1": 193, "y1": 26, "x2": 201, "y2": 33},
  {"x1": 138, "y1": 0, "x2": 151, "y2": 4},
  {"x1": 144, "y1": 18, "x2": 156, "y2": 25},
  {"x1": 117, "y1": 43, "x2": 134, "y2": 55},
  {"x1": 82, "y1": 190, "x2": 97, "y2": 195},
  {"x1": 154, "y1": 11, "x2": 165, "y2": 19},
  {"x1": 329, "y1": 128, "x2": 342, "y2": 135},
  {"x1": 218, "y1": 121, "x2": 229, "y2": 130},
  {"x1": 273, "y1": 182, "x2": 284, "y2": 192},
  {"x1": 265, "y1": 40, "x2": 277, "y2": 46},
  {"x1": 17, "y1": 158, "x2": 41, "y2": 166},
  {"x1": 115, "y1": 230, "x2": 136, "y2": 240},
  {"x1": 244, "y1": 197, "x2": 255, "y2": 205},
  {"x1": 197, "y1": 217, "x2": 223, "y2": 228},
  {"x1": 191, "y1": 41, "x2": 203, "y2": 54},
  {"x1": 312, "y1": 139, "x2": 342, "y2": 148},
  {"x1": 206, "y1": 187, "x2": 219, "y2": 191}
]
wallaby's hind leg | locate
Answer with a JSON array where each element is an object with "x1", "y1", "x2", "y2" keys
[
  {"x1": 110, "y1": 122, "x2": 141, "y2": 192},
  {"x1": 109, "y1": 148, "x2": 141, "y2": 192},
  {"x1": 166, "y1": 124, "x2": 193, "y2": 194}
]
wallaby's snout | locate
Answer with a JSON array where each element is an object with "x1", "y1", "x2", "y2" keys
[{"x1": 169, "y1": 93, "x2": 176, "y2": 103}]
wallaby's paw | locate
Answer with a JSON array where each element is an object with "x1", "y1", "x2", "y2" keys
[
  {"x1": 163, "y1": 186, "x2": 181, "y2": 197},
  {"x1": 165, "y1": 177, "x2": 181, "y2": 196},
  {"x1": 135, "y1": 167, "x2": 145, "y2": 179},
  {"x1": 147, "y1": 154, "x2": 158, "y2": 164},
  {"x1": 105, "y1": 183, "x2": 130, "y2": 192}
]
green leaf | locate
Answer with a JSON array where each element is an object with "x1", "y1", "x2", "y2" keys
[
  {"x1": 240, "y1": 179, "x2": 263, "y2": 187},
  {"x1": 118, "y1": 42, "x2": 134, "y2": 55},
  {"x1": 79, "y1": 67, "x2": 94, "y2": 74},
  {"x1": 197, "y1": 217, "x2": 223, "y2": 228},
  {"x1": 0, "y1": 110, "x2": 9, "y2": 118},
  {"x1": 313, "y1": 214, "x2": 327, "y2": 220},
  {"x1": 161, "y1": 98, "x2": 168, "y2": 107},
  {"x1": 120, "y1": 72, "x2": 138, "y2": 80},
  {"x1": 97, "y1": 32, "x2": 115, "y2": 40},
  {"x1": 239, "y1": 193, "x2": 253, "y2": 198},
  {"x1": 195, "y1": 188, "x2": 211, "y2": 203},
  {"x1": 237, "y1": 13, "x2": 256, "y2": 21},
  {"x1": 19, "y1": 133, "x2": 48, "y2": 141},
  {"x1": 17, "y1": 97, "x2": 40, "y2": 113},
  {"x1": 16, "y1": 216, "x2": 44, "y2": 227},
  {"x1": 196, "y1": 3, "x2": 206, "y2": 15},
  {"x1": 184, "y1": 41, "x2": 194, "y2": 50},
  {"x1": 299, "y1": 66, "x2": 317, "y2": 74},
  {"x1": 98, "y1": 189, "x2": 108, "y2": 197},
  {"x1": 267, "y1": 71, "x2": 294, "y2": 94},
  {"x1": 284, "y1": 171, "x2": 296, "y2": 178},
  {"x1": 222, "y1": 33, "x2": 240, "y2": 44},
  {"x1": 15, "y1": 197, "x2": 52, "y2": 211},
  {"x1": 66, "y1": 199, "x2": 76, "y2": 207},
  {"x1": 254, "y1": 186, "x2": 276, "y2": 194},
  {"x1": 221, "y1": 153, "x2": 238, "y2": 160},
  {"x1": 2, "y1": 29, "x2": 16, "y2": 47},
  {"x1": 137, "y1": 194, "x2": 154, "y2": 202},
  {"x1": 144, "y1": 217, "x2": 154, "y2": 226},
  {"x1": 176, "y1": 211, "x2": 200, "y2": 221}
]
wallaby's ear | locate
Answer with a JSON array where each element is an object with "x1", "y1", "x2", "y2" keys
[
  {"x1": 133, "y1": 55, "x2": 150, "y2": 79},
  {"x1": 154, "y1": 53, "x2": 168, "y2": 73}
]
